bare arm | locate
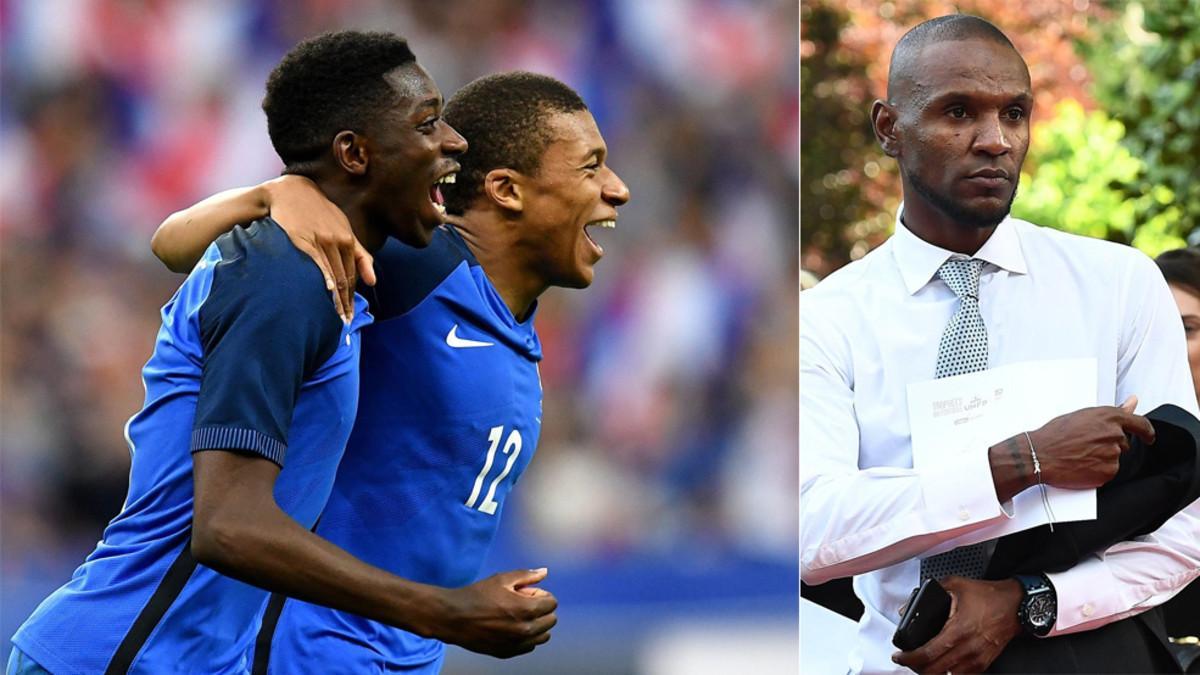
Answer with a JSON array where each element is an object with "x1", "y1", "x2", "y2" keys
[
  {"x1": 152, "y1": 175, "x2": 375, "y2": 322},
  {"x1": 153, "y1": 185, "x2": 270, "y2": 273},
  {"x1": 191, "y1": 451, "x2": 557, "y2": 658},
  {"x1": 986, "y1": 396, "x2": 1154, "y2": 503}
]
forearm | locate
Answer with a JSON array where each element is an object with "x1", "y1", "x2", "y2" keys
[
  {"x1": 801, "y1": 337, "x2": 1013, "y2": 583},
  {"x1": 988, "y1": 433, "x2": 1036, "y2": 503},
  {"x1": 152, "y1": 184, "x2": 271, "y2": 272},
  {"x1": 192, "y1": 500, "x2": 444, "y2": 638},
  {"x1": 1047, "y1": 498, "x2": 1200, "y2": 635},
  {"x1": 802, "y1": 448, "x2": 1011, "y2": 584}
]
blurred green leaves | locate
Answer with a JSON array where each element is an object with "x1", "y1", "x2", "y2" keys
[
  {"x1": 1040, "y1": 0, "x2": 1200, "y2": 251},
  {"x1": 1013, "y1": 101, "x2": 1186, "y2": 256}
]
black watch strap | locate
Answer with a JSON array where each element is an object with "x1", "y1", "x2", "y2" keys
[{"x1": 1015, "y1": 573, "x2": 1056, "y2": 637}]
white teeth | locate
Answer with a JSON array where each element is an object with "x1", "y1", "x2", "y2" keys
[
  {"x1": 588, "y1": 219, "x2": 616, "y2": 229},
  {"x1": 434, "y1": 202, "x2": 446, "y2": 215},
  {"x1": 435, "y1": 173, "x2": 457, "y2": 185}
]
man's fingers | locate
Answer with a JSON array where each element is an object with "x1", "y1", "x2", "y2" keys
[
  {"x1": 522, "y1": 628, "x2": 553, "y2": 648},
  {"x1": 923, "y1": 642, "x2": 975, "y2": 675},
  {"x1": 297, "y1": 242, "x2": 343, "y2": 320},
  {"x1": 526, "y1": 592, "x2": 558, "y2": 617},
  {"x1": 1117, "y1": 409, "x2": 1156, "y2": 445},
  {"x1": 526, "y1": 611, "x2": 558, "y2": 637},
  {"x1": 507, "y1": 623, "x2": 554, "y2": 658},
  {"x1": 894, "y1": 621, "x2": 957, "y2": 671},
  {"x1": 322, "y1": 239, "x2": 351, "y2": 322},
  {"x1": 339, "y1": 239, "x2": 356, "y2": 312},
  {"x1": 355, "y1": 241, "x2": 376, "y2": 287},
  {"x1": 496, "y1": 643, "x2": 536, "y2": 659},
  {"x1": 504, "y1": 566, "x2": 548, "y2": 589}
]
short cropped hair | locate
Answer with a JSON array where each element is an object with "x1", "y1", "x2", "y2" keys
[
  {"x1": 1156, "y1": 247, "x2": 1200, "y2": 299},
  {"x1": 263, "y1": 31, "x2": 416, "y2": 167},
  {"x1": 441, "y1": 71, "x2": 587, "y2": 215},
  {"x1": 888, "y1": 15, "x2": 1020, "y2": 101}
]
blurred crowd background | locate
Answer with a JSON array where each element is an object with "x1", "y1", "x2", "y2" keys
[{"x1": 0, "y1": 1, "x2": 798, "y2": 673}]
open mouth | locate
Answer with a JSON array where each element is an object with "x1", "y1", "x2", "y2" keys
[
  {"x1": 430, "y1": 172, "x2": 457, "y2": 216},
  {"x1": 583, "y1": 218, "x2": 617, "y2": 255}
]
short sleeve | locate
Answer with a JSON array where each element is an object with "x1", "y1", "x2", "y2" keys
[{"x1": 190, "y1": 221, "x2": 344, "y2": 466}]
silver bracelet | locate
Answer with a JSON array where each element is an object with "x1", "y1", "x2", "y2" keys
[{"x1": 1024, "y1": 431, "x2": 1057, "y2": 532}]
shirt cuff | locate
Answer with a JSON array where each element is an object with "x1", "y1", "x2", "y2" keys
[
  {"x1": 1045, "y1": 557, "x2": 1122, "y2": 634},
  {"x1": 919, "y1": 443, "x2": 1010, "y2": 533},
  {"x1": 191, "y1": 426, "x2": 287, "y2": 466}
]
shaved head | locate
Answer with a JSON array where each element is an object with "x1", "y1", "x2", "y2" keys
[
  {"x1": 870, "y1": 14, "x2": 1034, "y2": 251},
  {"x1": 887, "y1": 15, "x2": 1025, "y2": 105}
]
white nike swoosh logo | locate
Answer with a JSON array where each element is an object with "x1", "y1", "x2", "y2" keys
[{"x1": 446, "y1": 324, "x2": 494, "y2": 348}]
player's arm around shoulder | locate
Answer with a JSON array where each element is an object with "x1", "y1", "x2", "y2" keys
[{"x1": 152, "y1": 175, "x2": 372, "y2": 323}]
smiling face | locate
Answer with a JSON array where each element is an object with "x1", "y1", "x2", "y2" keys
[
  {"x1": 517, "y1": 110, "x2": 630, "y2": 288},
  {"x1": 365, "y1": 63, "x2": 467, "y2": 247},
  {"x1": 882, "y1": 37, "x2": 1032, "y2": 233}
]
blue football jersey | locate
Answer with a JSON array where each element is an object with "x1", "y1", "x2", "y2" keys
[
  {"x1": 12, "y1": 220, "x2": 372, "y2": 674},
  {"x1": 253, "y1": 227, "x2": 543, "y2": 673}
]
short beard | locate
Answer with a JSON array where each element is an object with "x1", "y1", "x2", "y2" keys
[{"x1": 907, "y1": 171, "x2": 1019, "y2": 230}]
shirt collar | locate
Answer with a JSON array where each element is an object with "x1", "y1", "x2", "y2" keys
[{"x1": 891, "y1": 203, "x2": 1028, "y2": 295}]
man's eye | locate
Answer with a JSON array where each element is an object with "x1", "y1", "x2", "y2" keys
[
  {"x1": 1004, "y1": 108, "x2": 1025, "y2": 121},
  {"x1": 948, "y1": 106, "x2": 967, "y2": 119},
  {"x1": 418, "y1": 117, "x2": 439, "y2": 130}
]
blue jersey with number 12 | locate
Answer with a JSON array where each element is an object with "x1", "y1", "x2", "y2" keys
[{"x1": 253, "y1": 226, "x2": 543, "y2": 673}]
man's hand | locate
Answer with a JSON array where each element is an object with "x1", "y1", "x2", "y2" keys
[
  {"x1": 1031, "y1": 396, "x2": 1154, "y2": 490},
  {"x1": 893, "y1": 577, "x2": 1023, "y2": 674},
  {"x1": 989, "y1": 396, "x2": 1155, "y2": 501},
  {"x1": 263, "y1": 175, "x2": 376, "y2": 323},
  {"x1": 429, "y1": 568, "x2": 558, "y2": 659}
]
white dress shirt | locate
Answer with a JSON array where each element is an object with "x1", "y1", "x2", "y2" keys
[{"x1": 800, "y1": 211, "x2": 1200, "y2": 674}]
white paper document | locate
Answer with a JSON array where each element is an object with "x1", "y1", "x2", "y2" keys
[{"x1": 907, "y1": 358, "x2": 1098, "y2": 539}]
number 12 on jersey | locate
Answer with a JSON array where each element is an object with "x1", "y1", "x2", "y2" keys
[{"x1": 465, "y1": 425, "x2": 523, "y2": 515}]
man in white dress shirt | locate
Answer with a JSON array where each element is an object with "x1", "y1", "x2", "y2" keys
[{"x1": 800, "y1": 14, "x2": 1200, "y2": 674}]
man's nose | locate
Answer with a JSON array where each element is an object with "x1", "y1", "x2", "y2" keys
[
  {"x1": 603, "y1": 169, "x2": 631, "y2": 205},
  {"x1": 973, "y1": 116, "x2": 1012, "y2": 156},
  {"x1": 441, "y1": 124, "x2": 468, "y2": 156}
]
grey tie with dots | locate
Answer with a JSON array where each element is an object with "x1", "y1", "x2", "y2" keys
[{"x1": 920, "y1": 258, "x2": 991, "y2": 581}]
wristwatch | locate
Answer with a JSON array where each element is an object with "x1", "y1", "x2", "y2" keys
[{"x1": 1014, "y1": 573, "x2": 1057, "y2": 637}]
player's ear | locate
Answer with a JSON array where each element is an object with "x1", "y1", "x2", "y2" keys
[
  {"x1": 872, "y1": 100, "x2": 902, "y2": 158},
  {"x1": 483, "y1": 168, "x2": 523, "y2": 213},
  {"x1": 332, "y1": 130, "x2": 369, "y2": 175}
]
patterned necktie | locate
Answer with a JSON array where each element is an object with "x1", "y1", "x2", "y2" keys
[{"x1": 920, "y1": 258, "x2": 990, "y2": 581}]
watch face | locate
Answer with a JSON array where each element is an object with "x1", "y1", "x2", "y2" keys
[{"x1": 1027, "y1": 594, "x2": 1055, "y2": 627}]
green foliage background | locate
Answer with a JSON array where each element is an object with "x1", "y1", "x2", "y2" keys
[
  {"x1": 1011, "y1": 101, "x2": 1186, "y2": 256},
  {"x1": 1085, "y1": 0, "x2": 1199, "y2": 250},
  {"x1": 1021, "y1": 0, "x2": 1200, "y2": 255}
]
